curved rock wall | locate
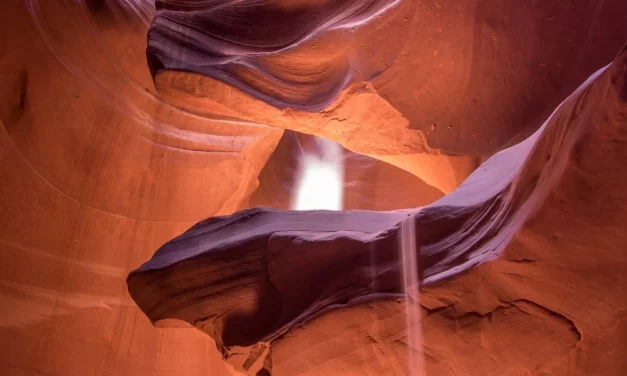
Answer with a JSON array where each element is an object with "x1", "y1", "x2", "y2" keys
[
  {"x1": 1, "y1": 0, "x2": 627, "y2": 375},
  {"x1": 128, "y1": 48, "x2": 627, "y2": 375}
]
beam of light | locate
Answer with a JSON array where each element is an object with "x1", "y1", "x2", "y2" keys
[
  {"x1": 291, "y1": 138, "x2": 344, "y2": 210},
  {"x1": 400, "y1": 215, "x2": 426, "y2": 376}
]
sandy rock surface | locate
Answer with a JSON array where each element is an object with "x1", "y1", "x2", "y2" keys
[
  {"x1": 129, "y1": 50, "x2": 627, "y2": 375},
  {"x1": 1, "y1": 1, "x2": 626, "y2": 375}
]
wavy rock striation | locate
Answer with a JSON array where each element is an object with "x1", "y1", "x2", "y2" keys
[
  {"x1": 129, "y1": 45, "x2": 627, "y2": 375},
  {"x1": 149, "y1": 0, "x2": 627, "y2": 157},
  {"x1": 148, "y1": 0, "x2": 400, "y2": 111}
]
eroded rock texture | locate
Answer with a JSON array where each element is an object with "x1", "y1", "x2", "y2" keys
[
  {"x1": 150, "y1": 0, "x2": 627, "y2": 156},
  {"x1": 129, "y1": 49, "x2": 627, "y2": 375},
  {"x1": 1, "y1": 0, "x2": 627, "y2": 375},
  {"x1": 148, "y1": 0, "x2": 400, "y2": 111},
  {"x1": 249, "y1": 130, "x2": 459, "y2": 210},
  {"x1": 0, "y1": 1, "x2": 278, "y2": 375}
]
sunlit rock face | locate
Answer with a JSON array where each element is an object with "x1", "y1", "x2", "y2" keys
[
  {"x1": 290, "y1": 136, "x2": 345, "y2": 211},
  {"x1": 128, "y1": 49, "x2": 627, "y2": 375},
  {"x1": 1, "y1": 0, "x2": 627, "y2": 376},
  {"x1": 129, "y1": 53, "x2": 627, "y2": 375},
  {"x1": 250, "y1": 131, "x2": 449, "y2": 211},
  {"x1": 150, "y1": 0, "x2": 627, "y2": 156}
]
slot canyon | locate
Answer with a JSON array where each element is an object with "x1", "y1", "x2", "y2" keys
[{"x1": 2, "y1": 0, "x2": 627, "y2": 375}]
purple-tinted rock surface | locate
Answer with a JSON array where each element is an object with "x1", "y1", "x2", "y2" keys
[{"x1": 147, "y1": 0, "x2": 399, "y2": 110}]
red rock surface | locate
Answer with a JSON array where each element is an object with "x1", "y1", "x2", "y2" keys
[
  {"x1": 1, "y1": 0, "x2": 627, "y2": 375},
  {"x1": 128, "y1": 52, "x2": 627, "y2": 375}
]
